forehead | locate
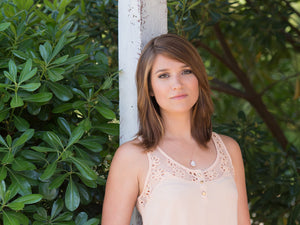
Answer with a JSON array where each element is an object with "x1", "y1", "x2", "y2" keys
[{"x1": 152, "y1": 54, "x2": 187, "y2": 71}]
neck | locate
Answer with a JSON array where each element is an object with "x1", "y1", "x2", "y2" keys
[{"x1": 161, "y1": 111, "x2": 193, "y2": 141}]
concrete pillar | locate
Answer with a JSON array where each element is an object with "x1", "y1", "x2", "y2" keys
[
  {"x1": 119, "y1": 0, "x2": 167, "y2": 145},
  {"x1": 118, "y1": 0, "x2": 167, "y2": 224}
]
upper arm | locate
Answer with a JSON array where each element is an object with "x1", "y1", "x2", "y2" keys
[
  {"x1": 101, "y1": 143, "x2": 143, "y2": 225},
  {"x1": 221, "y1": 135, "x2": 251, "y2": 225}
]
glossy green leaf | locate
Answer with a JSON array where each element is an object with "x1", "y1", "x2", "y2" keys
[
  {"x1": 50, "y1": 35, "x2": 66, "y2": 61},
  {"x1": 48, "y1": 68, "x2": 65, "y2": 82},
  {"x1": 0, "y1": 180, "x2": 6, "y2": 200},
  {"x1": 6, "y1": 211, "x2": 29, "y2": 225},
  {"x1": 51, "y1": 55, "x2": 69, "y2": 65},
  {"x1": 33, "y1": 207, "x2": 48, "y2": 221},
  {"x1": 4, "y1": 71, "x2": 15, "y2": 83},
  {"x1": 50, "y1": 199, "x2": 64, "y2": 219},
  {"x1": 10, "y1": 174, "x2": 31, "y2": 196},
  {"x1": 6, "y1": 135, "x2": 12, "y2": 146},
  {"x1": 75, "y1": 212, "x2": 88, "y2": 225},
  {"x1": 77, "y1": 183, "x2": 91, "y2": 204},
  {"x1": 7, "y1": 202, "x2": 25, "y2": 210},
  {"x1": 39, "y1": 43, "x2": 49, "y2": 63},
  {"x1": 95, "y1": 123, "x2": 119, "y2": 136},
  {"x1": 57, "y1": 117, "x2": 72, "y2": 136},
  {"x1": 12, "y1": 157, "x2": 36, "y2": 171},
  {"x1": 100, "y1": 76, "x2": 113, "y2": 90},
  {"x1": 83, "y1": 218, "x2": 100, "y2": 225},
  {"x1": 27, "y1": 103, "x2": 41, "y2": 115},
  {"x1": 12, "y1": 129, "x2": 34, "y2": 149},
  {"x1": 40, "y1": 162, "x2": 57, "y2": 181},
  {"x1": 13, "y1": 116, "x2": 30, "y2": 132},
  {"x1": 23, "y1": 92, "x2": 53, "y2": 102},
  {"x1": 0, "y1": 166, "x2": 7, "y2": 180},
  {"x1": 7, "y1": 182, "x2": 19, "y2": 201},
  {"x1": 77, "y1": 118, "x2": 92, "y2": 132},
  {"x1": 77, "y1": 174, "x2": 97, "y2": 188},
  {"x1": 8, "y1": 60, "x2": 17, "y2": 82},
  {"x1": 3, "y1": 211, "x2": 20, "y2": 225},
  {"x1": 47, "y1": 82, "x2": 73, "y2": 101},
  {"x1": 20, "y1": 150, "x2": 45, "y2": 161},
  {"x1": 3, "y1": 151, "x2": 14, "y2": 164},
  {"x1": 0, "y1": 22, "x2": 11, "y2": 31},
  {"x1": 69, "y1": 157, "x2": 97, "y2": 181},
  {"x1": 19, "y1": 83, "x2": 41, "y2": 92},
  {"x1": 52, "y1": 212, "x2": 73, "y2": 222},
  {"x1": 19, "y1": 59, "x2": 32, "y2": 80},
  {"x1": 52, "y1": 103, "x2": 73, "y2": 113},
  {"x1": 78, "y1": 140, "x2": 102, "y2": 153},
  {"x1": 39, "y1": 182, "x2": 58, "y2": 201},
  {"x1": 19, "y1": 60, "x2": 37, "y2": 83},
  {"x1": 66, "y1": 127, "x2": 84, "y2": 149},
  {"x1": 12, "y1": 50, "x2": 27, "y2": 60},
  {"x1": 0, "y1": 108, "x2": 9, "y2": 123},
  {"x1": 62, "y1": 54, "x2": 88, "y2": 65},
  {"x1": 46, "y1": 131, "x2": 64, "y2": 149},
  {"x1": 65, "y1": 179, "x2": 80, "y2": 211},
  {"x1": 49, "y1": 173, "x2": 68, "y2": 189},
  {"x1": 72, "y1": 88, "x2": 86, "y2": 99},
  {"x1": 10, "y1": 95, "x2": 24, "y2": 108},
  {"x1": 31, "y1": 146, "x2": 57, "y2": 153},
  {"x1": 13, "y1": 194, "x2": 42, "y2": 204},
  {"x1": 0, "y1": 135, "x2": 8, "y2": 147},
  {"x1": 95, "y1": 105, "x2": 116, "y2": 119}
]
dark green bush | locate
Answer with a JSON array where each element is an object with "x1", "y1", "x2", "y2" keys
[{"x1": 0, "y1": 0, "x2": 118, "y2": 224}]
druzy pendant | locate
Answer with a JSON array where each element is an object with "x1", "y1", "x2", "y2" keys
[{"x1": 190, "y1": 160, "x2": 196, "y2": 167}]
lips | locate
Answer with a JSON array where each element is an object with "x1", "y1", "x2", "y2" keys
[{"x1": 170, "y1": 94, "x2": 188, "y2": 100}]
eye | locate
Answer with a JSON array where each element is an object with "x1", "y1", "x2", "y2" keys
[
  {"x1": 158, "y1": 73, "x2": 169, "y2": 78},
  {"x1": 182, "y1": 69, "x2": 193, "y2": 75}
]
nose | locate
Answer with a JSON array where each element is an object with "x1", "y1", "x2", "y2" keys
[{"x1": 172, "y1": 75, "x2": 183, "y2": 90}]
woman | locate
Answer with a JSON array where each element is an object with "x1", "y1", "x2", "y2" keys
[{"x1": 102, "y1": 34, "x2": 251, "y2": 225}]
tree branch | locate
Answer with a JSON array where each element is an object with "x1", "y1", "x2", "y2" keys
[
  {"x1": 259, "y1": 72, "x2": 300, "y2": 96},
  {"x1": 210, "y1": 78, "x2": 249, "y2": 100},
  {"x1": 213, "y1": 23, "x2": 257, "y2": 94}
]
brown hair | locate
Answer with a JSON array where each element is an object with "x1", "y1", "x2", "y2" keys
[{"x1": 136, "y1": 33, "x2": 214, "y2": 150}]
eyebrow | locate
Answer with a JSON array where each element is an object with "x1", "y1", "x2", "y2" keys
[{"x1": 153, "y1": 65, "x2": 190, "y2": 75}]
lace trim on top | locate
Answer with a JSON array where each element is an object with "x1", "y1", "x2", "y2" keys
[{"x1": 137, "y1": 132, "x2": 234, "y2": 209}]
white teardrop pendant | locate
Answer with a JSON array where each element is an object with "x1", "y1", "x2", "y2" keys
[{"x1": 190, "y1": 160, "x2": 196, "y2": 167}]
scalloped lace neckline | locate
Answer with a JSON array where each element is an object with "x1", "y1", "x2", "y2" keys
[{"x1": 156, "y1": 133, "x2": 219, "y2": 172}]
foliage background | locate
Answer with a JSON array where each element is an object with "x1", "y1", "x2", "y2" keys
[{"x1": 0, "y1": 0, "x2": 299, "y2": 225}]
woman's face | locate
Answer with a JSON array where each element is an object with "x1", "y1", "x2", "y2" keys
[{"x1": 150, "y1": 54, "x2": 199, "y2": 116}]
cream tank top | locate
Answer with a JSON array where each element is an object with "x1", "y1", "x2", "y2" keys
[{"x1": 136, "y1": 132, "x2": 238, "y2": 225}]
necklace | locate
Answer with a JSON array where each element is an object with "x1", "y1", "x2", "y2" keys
[
  {"x1": 190, "y1": 147, "x2": 196, "y2": 167},
  {"x1": 190, "y1": 159, "x2": 196, "y2": 167}
]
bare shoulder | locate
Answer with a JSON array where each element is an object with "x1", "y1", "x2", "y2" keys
[
  {"x1": 111, "y1": 138, "x2": 148, "y2": 172},
  {"x1": 218, "y1": 134, "x2": 243, "y2": 165}
]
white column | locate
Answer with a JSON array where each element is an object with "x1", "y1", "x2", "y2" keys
[
  {"x1": 118, "y1": 0, "x2": 167, "y2": 224},
  {"x1": 119, "y1": 0, "x2": 167, "y2": 145}
]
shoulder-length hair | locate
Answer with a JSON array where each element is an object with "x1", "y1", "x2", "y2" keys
[{"x1": 136, "y1": 33, "x2": 214, "y2": 150}]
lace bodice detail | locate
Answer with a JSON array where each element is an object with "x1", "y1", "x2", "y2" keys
[{"x1": 137, "y1": 132, "x2": 234, "y2": 209}]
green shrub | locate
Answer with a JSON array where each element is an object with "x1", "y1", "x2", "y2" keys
[{"x1": 0, "y1": 0, "x2": 118, "y2": 224}]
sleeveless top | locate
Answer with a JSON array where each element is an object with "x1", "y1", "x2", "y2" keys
[{"x1": 136, "y1": 132, "x2": 238, "y2": 225}]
